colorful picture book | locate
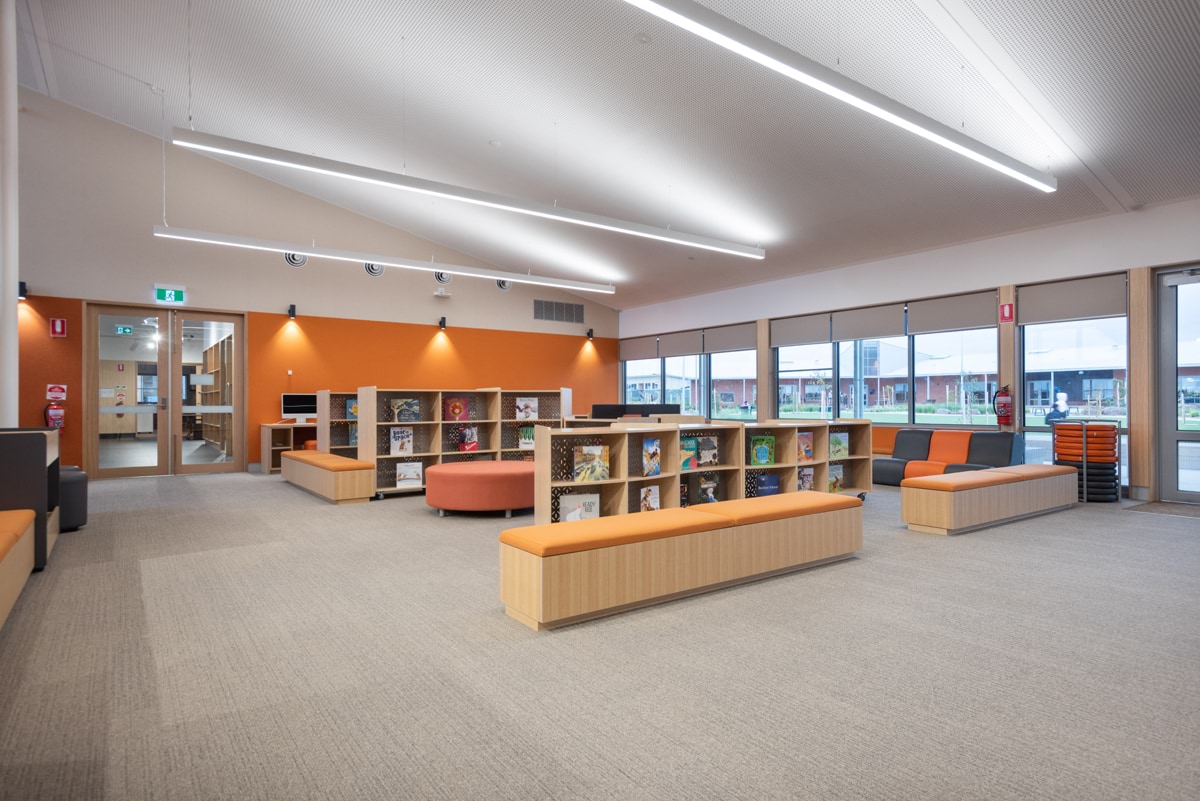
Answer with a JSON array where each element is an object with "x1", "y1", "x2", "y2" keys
[
  {"x1": 755, "y1": 473, "x2": 781, "y2": 497},
  {"x1": 345, "y1": 398, "x2": 358, "y2": 420},
  {"x1": 679, "y1": 482, "x2": 689, "y2": 508},
  {"x1": 459, "y1": 426, "x2": 479, "y2": 452},
  {"x1": 680, "y1": 437, "x2": 699, "y2": 470},
  {"x1": 828, "y1": 463, "x2": 844, "y2": 493},
  {"x1": 518, "y1": 425, "x2": 535, "y2": 450},
  {"x1": 390, "y1": 426, "x2": 413, "y2": 456},
  {"x1": 698, "y1": 476, "x2": 719, "y2": 503},
  {"x1": 391, "y1": 398, "x2": 421, "y2": 422},
  {"x1": 347, "y1": 422, "x2": 358, "y2": 447},
  {"x1": 639, "y1": 486, "x2": 660, "y2": 512},
  {"x1": 829, "y1": 431, "x2": 850, "y2": 460},
  {"x1": 560, "y1": 492, "x2": 600, "y2": 522},
  {"x1": 573, "y1": 445, "x2": 610, "y2": 482},
  {"x1": 515, "y1": 397, "x2": 539, "y2": 420},
  {"x1": 443, "y1": 396, "x2": 469, "y2": 421},
  {"x1": 642, "y1": 437, "x2": 661, "y2": 477},
  {"x1": 698, "y1": 436, "x2": 719, "y2": 467},
  {"x1": 798, "y1": 466, "x2": 815, "y2": 491},
  {"x1": 797, "y1": 431, "x2": 814, "y2": 462},
  {"x1": 395, "y1": 462, "x2": 423, "y2": 490},
  {"x1": 750, "y1": 435, "x2": 776, "y2": 466}
]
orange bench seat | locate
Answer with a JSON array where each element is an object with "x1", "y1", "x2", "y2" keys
[
  {"x1": 1, "y1": 509, "x2": 36, "y2": 632},
  {"x1": 280, "y1": 451, "x2": 375, "y2": 504},
  {"x1": 0, "y1": 510, "x2": 35, "y2": 562},
  {"x1": 280, "y1": 450, "x2": 374, "y2": 471},
  {"x1": 500, "y1": 507, "x2": 727, "y2": 557}
]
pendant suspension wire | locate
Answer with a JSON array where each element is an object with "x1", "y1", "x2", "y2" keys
[
  {"x1": 153, "y1": 85, "x2": 168, "y2": 226},
  {"x1": 401, "y1": 36, "x2": 407, "y2": 174},
  {"x1": 553, "y1": 120, "x2": 559, "y2": 207},
  {"x1": 836, "y1": 0, "x2": 842, "y2": 67},
  {"x1": 186, "y1": 0, "x2": 195, "y2": 130},
  {"x1": 960, "y1": 63, "x2": 966, "y2": 129}
]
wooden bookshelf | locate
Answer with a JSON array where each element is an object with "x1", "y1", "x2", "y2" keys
[
  {"x1": 498, "y1": 389, "x2": 569, "y2": 462},
  {"x1": 678, "y1": 422, "x2": 746, "y2": 508},
  {"x1": 199, "y1": 336, "x2": 233, "y2": 456},
  {"x1": 766, "y1": 420, "x2": 830, "y2": 496},
  {"x1": 259, "y1": 422, "x2": 317, "y2": 474},
  {"x1": 827, "y1": 419, "x2": 873, "y2": 496},
  {"x1": 316, "y1": 390, "x2": 362, "y2": 458}
]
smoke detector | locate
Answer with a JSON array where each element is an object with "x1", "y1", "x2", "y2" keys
[{"x1": 433, "y1": 287, "x2": 452, "y2": 298}]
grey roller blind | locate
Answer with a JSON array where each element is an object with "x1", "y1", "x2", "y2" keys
[
  {"x1": 1017, "y1": 273, "x2": 1128, "y2": 324},
  {"x1": 770, "y1": 313, "x2": 831, "y2": 347},
  {"x1": 703, "y1": 323, "x2": 757, "y2": 353},
  {"x1": 619, "y1": 336, "x2": 658, "y2": 361},
  {"x1": 907, "y1": 290, "x2": 998, "y2": 334},
  {"x1": 658, "y1": 329, "x2": 703, "y2": 358},
  {"x1": 831, "y1": 303, "x2": 906, "y2": 341}
]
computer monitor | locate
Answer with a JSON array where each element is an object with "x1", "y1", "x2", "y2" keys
[{"x1": 281, "y1": 393, "x2": 318, "y2": 422}]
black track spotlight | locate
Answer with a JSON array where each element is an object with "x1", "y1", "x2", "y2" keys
[
  {"x1": 438, "y1": 316, "x2": 447, "y2": 330},
  {"x1": 288, "y1": 304, "x2": 296, "y2": 319},
  {"x1": 18, "y1": 281, "x2": 28, "y2": 301},
  {"x1": 587, "y1": 328, "x2": 594, "y2": 340}
]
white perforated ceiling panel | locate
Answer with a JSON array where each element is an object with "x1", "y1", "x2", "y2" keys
[{"x1": 13, "y1": 0, "x2": 1199, "y2": 309}]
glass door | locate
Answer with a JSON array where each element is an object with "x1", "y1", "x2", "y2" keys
[
  {"x1": 174, "y1": 312, "x2": 244, "y2": 474},
  {"x1": 1158, "y1": 269, "x2": 1200, "y2": 503}
]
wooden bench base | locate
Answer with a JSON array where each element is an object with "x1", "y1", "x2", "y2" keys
[
  {"x1": 0, "y1": 519, "x2": 35, "y2": 631},
  {"x1": 901, "y1": 473, "x2": 1076, "y2": 535},
  {"x1": 281, "y1": 457, "x2": 373, "y2": 504},
  {"x1": 500, "y1": 506, "x2": 862, "y2": 630}
]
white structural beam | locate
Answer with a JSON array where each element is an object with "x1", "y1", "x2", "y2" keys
[{"x1": 1, "y1": 0, "x2": 19, "y2": 426}]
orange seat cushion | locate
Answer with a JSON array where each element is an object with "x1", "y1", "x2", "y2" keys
[
  {"x1": 901, "y1": 471, "x2": 1023, "y2": 491},
  {"x1": 688, "y1": 492, "x2": 861, "y2": 526},
  {"x1": 303, "y1": 440, "x2": 319, "y2": 450},
  {"x1": 500, "y1": 507, "x2": 729, "y2": 557},
  {"x1": 0, "y1": 509, "x2": 35, "y2": 562},
  {"x1": 281, "y1": 451, "x2": 374, "y2": 472},
  {"x1": 903, "y1": 460, "x2": 948, "y2": 479},
  {"x1": 927, "y1": 431, "x2": 973, "y2": 464},
  {"x1": 872, "y1": 427, "x2": 901, "y2": 456},
  {"x1": 991, "y1": 464, "x2": 1078, "y2": 480},
  {"x1": 426, "y1": 461, "x2": 535, "y2": 512}
]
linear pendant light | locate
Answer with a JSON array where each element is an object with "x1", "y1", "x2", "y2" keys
[
  {"x1": 622, "y1": 0, "x2": 1057, "y2": 193},
  {"x1": 152, "y1": 225, "x2": 616, "y2": 294},
  {"x1": 171, "y1": 128, "x2": 766, "y2": 259}
]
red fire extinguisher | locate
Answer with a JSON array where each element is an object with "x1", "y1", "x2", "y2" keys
[
  {"x1": 44, "y1": 402, "x2": 66, "y2": 431},
  {"x1": 993, "y1": 385, "x2": 1013, "y2": 426}
]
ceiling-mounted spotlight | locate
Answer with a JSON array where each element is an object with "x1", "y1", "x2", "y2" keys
[
  {"x1": 496, "y1": 280, "x2": 512, "y2": 292},
  {"x1": 288, "y1": 304, "x2": 296, "y2": 319},
  {"x1": 364, "y1": 262, "x2": 384, "y2": 277},
  {"x1": 434, "y1": 271, "x2": 453, "y2": 285},
  {"x1": 438, "y1": 316, "x2": 447, "y2": 330},
  {"x1": 587, "y1": 328, "x2": 594, "y2": 340},
  {"x1": 17, "y1": 281, "x2": 27, "y2": 300},
  {"x1": 284, "y1": 252, "x2": 307, "y2": 268}
]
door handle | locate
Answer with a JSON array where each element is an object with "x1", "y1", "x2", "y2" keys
[{"x1": 160, "y1": 396, "x2": 168, "y2": 410}]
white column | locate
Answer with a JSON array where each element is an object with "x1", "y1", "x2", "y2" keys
[{"x1": 0, "y1": 0, "x2": 18, "y2": 426}]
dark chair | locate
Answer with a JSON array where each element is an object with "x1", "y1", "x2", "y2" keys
[
  {"x1": 60, "y1": 466, "x2": 88, "y2": 532},
  {"x1": 872, "y1": 429, "x2": 934, "y2": 485},
  {"x1": 944, "y1": 432, "x2": 1025, "y2": 473}
]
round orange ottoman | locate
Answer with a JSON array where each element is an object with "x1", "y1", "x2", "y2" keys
[{"x1": 425, "y1": 462, "x2": 535, "y2": 518}]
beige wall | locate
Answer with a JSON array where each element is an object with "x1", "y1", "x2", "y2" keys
[{"x1": 17, "y1": 89, "x2": 618, "y2": 336}]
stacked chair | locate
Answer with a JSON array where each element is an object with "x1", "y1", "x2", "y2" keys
[{"x1": 1052, "y1": 421, "x2": 1121, "y2": 502}]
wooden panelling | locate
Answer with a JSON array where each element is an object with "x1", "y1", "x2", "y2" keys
[
  {"x1": 1127, "y1": 267, "x2": 1154, "y2": 498},
  {"x1": 280, "y1": 456, "x2": 373, "y2": 504},
  {"x1": 998, "y1": 285, "x2": 1019, "y2": 433},
  {"x1": 901, "y1": 474, "x2": 1076, "y2": 535},
  {"x1": 0, "y1": 520, "x2": 35, "y2": 631},
  {"x1": 756, "y1": 318, "x2": 771, "y2": 423}
]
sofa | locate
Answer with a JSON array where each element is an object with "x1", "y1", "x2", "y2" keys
[{"x1": 873, "y1": 429, "x2": 1023, "y2": 486}]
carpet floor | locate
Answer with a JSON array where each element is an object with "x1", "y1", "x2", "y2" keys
[
  {"x1": 0, "y1": 475, "x2": 1197, "y2": 801},
  {"x1": 1126, "y1": 501, "x2": 1200, "y2": 518}
]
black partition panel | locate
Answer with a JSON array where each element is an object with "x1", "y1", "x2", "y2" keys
[
  {"x1": 591, "y1": 404, "x2": 682, "y2": 418},
  {"x1": 0, "y1": 428, "x2": 60, "y2": 570}
]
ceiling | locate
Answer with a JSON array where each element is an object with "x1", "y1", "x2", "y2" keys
[{"x1": 15, "y1": 0, "x2": 1200, "y2": 310}]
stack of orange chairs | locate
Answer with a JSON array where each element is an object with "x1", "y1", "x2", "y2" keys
[{"x1": 1052, "y1": 421, "x2": 1120, "y2": 502}]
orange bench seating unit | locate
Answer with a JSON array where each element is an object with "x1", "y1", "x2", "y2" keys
[
  {"x1": 280, "y1": 450, "x2": 375, "y2": 504},
  {"x1": 499, "y1": 492, "x2": 864, "y2": 630},
  {"x1": 425, "y1": 462, "x2": 535, "y2": 518},
  {"x1": 900, "y1": 464, "x2": 1078, "y2": 535},
  {"x1": 0, "y1": 510, "x2": 36, "y2": 632}
]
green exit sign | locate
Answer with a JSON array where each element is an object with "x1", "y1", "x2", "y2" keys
[
  {"x1": 155, "y1": 285, "x2": 186, "y2": 305},
  {"x1": 114, "y1": 325, "x2": 133, "y2": 335}
]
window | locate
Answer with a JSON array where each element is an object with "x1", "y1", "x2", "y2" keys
[
  {"x1": 912, "y1": 328, "x2": 999, "y2": 425},
  {"x1": 776, "y1": 343, "x2": 833, "y2": 419},
  {"x1": 664, "y1": 355, "x2": 703, "y2": 416},
  {"x1": 709, "y1": 349, "x2": 757, "y2": 420},
  {"x1": 837, "y1": 336, "x2": 909, "y2": 422},
  {"x1": 623, "y1": 358, "x2": 662, "y2": 404},
  {"x1": 1022, "y1": 317, "x2": 1127, "y2": 429}
]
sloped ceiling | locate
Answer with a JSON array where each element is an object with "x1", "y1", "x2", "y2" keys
[{"x1": 15, "y1": 0, "x2": 1200, "y2": 309}]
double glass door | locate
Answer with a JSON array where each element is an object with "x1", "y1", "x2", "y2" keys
[
  {"x1": 1158, "y1": 270, "x2": 1200, "y2": 502},
  {"x1": 88, "y1": 305, "x2": 244, "y2": 478}
]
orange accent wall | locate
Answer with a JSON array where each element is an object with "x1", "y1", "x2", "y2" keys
[
  {"x1": 17, "y1": 296, "x2": 84, "y2": 466},
  {"x1": 246, "y1": 312, "x2": 618, "y2": 464}
]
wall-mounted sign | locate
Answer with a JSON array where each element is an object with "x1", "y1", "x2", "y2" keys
[
  {"x1": 50, "y1": 318, "x2": 67, "y2": 338},
  {"x1": 117, "y1": 363, "x2": 125, "y2": 372},
  {"x1": 115, "y1": 325, "x2": 134, "y2": 335},
  {"x1": 46, "y1": 384, "x2": 68, "y2": 401},
  {"x1": 999, "y1": 303, "x2": 1014, "y2": 324},
  {"x1": 155, "y1": 284, "x2": 186, "y2": 305}
]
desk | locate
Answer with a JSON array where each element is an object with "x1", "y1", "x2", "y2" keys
[{"x1": 0, "y1": 428, "x2": 62, "y2": 570}]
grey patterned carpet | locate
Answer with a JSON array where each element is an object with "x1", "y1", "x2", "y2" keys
[{"x1": 0, "y1": 474, "x2": 1197, "y2": 801}]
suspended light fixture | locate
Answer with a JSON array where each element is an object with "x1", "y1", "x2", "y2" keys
[
  {"x1": 621, "y1": 0, "x2": 1057, "y2": 192},
  {"x1": 152, "y1": 226, "x2": 617, "y2": 294},
  {"x1": 171, "y1": 128, "x2": 766, "y2": 259}
]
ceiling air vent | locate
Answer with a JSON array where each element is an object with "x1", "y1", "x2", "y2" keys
[
  {"x1": 433, "y1": 271, "x2": 453, "y2": 285},
  {"x1": 534, "y1": 299, "x2": 585, "y2": 324},
  {"x1": 283, "y1": 252, "x2": 307, "y2": 268},
  {"x1": 363, "y1": 262, "x2": 384, "y2": 277}
]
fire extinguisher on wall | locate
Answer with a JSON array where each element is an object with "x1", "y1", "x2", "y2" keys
[
  {"x1": 993, "y1": 385, "x2": 1013, "y2": 426},
  {"x1": 44, "y1": 401, "x2": 66, "y2": 431}
]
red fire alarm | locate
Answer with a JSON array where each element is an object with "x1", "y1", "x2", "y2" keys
[
  {"x1": 50, "y1": 318, "x2": 67, "y2": 338},
  {"x1": 999, "y1": 303, "x2": 1014, "y2": 324}
]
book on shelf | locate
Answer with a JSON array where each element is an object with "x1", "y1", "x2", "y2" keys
[
  {"x1": 750, "y1": 435, "x2": 776, "y2": 466},
  {"x1": 798, "y1": 466, "x2": 815, "y2": 491},
  {"x1": 395, "y1": 462, "x2": 423, "y2": 490},
  {"x1": 698, "y1": 436, "x2": 719, "y2": 467},
  {"x1": 390, "y1": 426, "x2": 413, "y2": 456},
  {"x1": 829, "y1": 431, "x2": 850, "y2": 460},
  {"x1": 348, "y1": 422, "x2": 358, "y2": 447},
  {"x1": 391, "y1": 398, "x2": 421, "y2": 422},
  {"x1": 573, "y1": 445, "x2": 610, "y2": 482},
  {"x1": 797, "y1": 431, "x2": 814, "y2": 462},
  {"x1": 756, "y1": 473, "x2": 781, "y2": 497},
  {"x1": 518, "y1": 425, "x2": 535, "y2": 450},
  {"x1": 828, "y1": 463, "x2": 844, "y2": 493},
  {"x1": 515, "y1": 397, "x2": 539, "y2": 420},
  {"x1": 698, "y1": 476, "x2": 719, "y2": 503},
  {"x1": 444, "y1": 396, "x2": 469, "y2": 421},
  {"x1": 639, "y1": 485, "x2": 661, "y2": 512},
  {"x1": 679, "y1": 482, "x2": 689, "y2": 508},
  {"x1": 680, "y1": 436, "x2": 699, "y2": 470},
  {"x1": 345, "y1": 398, "x2": 358, "y2": 420},
  {"x1": 642, "y1": 437, "x2": 661, "y2": 477},
  {"x1": 459, "y1": 426, "x2": 479, "y2": 452},
  {"x1": 560, "y1": 492, "x2": 600, "y2": 522}
]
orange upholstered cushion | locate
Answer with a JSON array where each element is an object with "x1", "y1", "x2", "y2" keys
[
  {"x1": 901, "y1": 471, "x2": 1023, "y2": 491},
  {"x1": 281, "y1": 451, "x2": 374, "y2": 471},
  {"x1": 991, "y1": 464, "x2": 1078, "y2": 480},
  {"x1": 426, "y1": 462, "x2": 535, "y2": 512},
  {"x1": 0, "y1": 509, "x2": 35, "y2": 561},
  {"x1": 500, "y1": 508, "x2": 730, "y2": 557},
  {"x1": 303, "y1": 440, "x2": 319, "y2": 450},
  {"x1": 687, "y1": 492, "x2": 861, "y2": 526},
  {"x1": 872, "y1": 426, "x2": 901, "y2": 456},
  {"x1": 927, "y1": 431, "x2": 973, "y2": 464},
  {"x1": 903, "y1": 460, "x2": 948, "y2": 479}
]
